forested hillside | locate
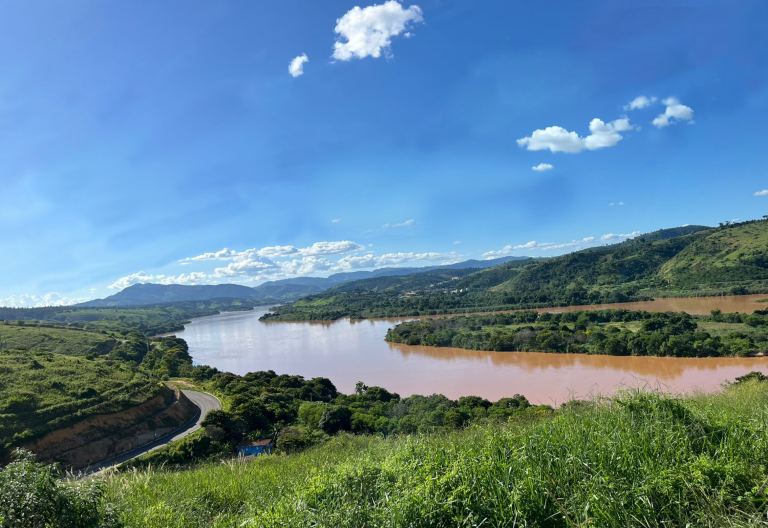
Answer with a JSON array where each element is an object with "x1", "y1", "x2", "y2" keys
[{"x1": 264, "y1": 219, "x2": 768, "y2": 321}]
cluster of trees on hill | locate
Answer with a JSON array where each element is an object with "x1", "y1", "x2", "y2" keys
[{"x1": 386, "y1": 309, "x2": 768, "y2": 358}]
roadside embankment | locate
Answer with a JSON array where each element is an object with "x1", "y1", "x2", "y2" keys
[{"x1": 22, "y1": 383, "x2": 197, "y2": 470}]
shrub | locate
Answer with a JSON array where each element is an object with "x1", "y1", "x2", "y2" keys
[{"x1": 0, "y1": 449, "x2": 120, "y2": 528}]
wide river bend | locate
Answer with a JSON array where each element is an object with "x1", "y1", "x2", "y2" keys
[{"x1": 170, "y1": 295, "x2": 768, "y2": 404}]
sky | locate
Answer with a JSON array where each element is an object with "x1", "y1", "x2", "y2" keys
[{"x1": 1, "y1": 0, "x2": 767, "y2": 307}]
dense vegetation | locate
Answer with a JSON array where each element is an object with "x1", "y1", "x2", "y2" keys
[
  {"x1": 0, "y1": 449, "x2": 120, "y2": 528},
  {"x1": 80, "y1": 379, "x2": 768, "y2": 527},
  {"x1": 125, "y1": 368, "x2": 548, "y2": 469},
  {"x1": 386, "y1": 308, "x2": 768, "y2": 357},
  {"x1": 263, "y1": 219, "x2": 768, "y2": 321}
]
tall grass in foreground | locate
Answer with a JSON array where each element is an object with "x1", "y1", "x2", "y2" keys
[{"x1": 104, "y1": 383, "x2": 768, "y2": 527}]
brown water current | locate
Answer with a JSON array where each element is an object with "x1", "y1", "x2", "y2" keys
[{"x1": 170, "y1": 295, "x2": 768, "y2": 404}]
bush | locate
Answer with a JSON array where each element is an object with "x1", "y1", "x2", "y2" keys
[{"x1": 0, "y1": 449, "x2": 120, "y2": 528}]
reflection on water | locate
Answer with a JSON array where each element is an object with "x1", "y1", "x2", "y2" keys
[{"x1": 171, "y1": 296, "x2": 768, "y2": 404}]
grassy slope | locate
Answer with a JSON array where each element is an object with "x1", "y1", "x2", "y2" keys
[
  {"x1": 660, "y1": 221, "x2": 768, "y2": 288},
  {"x1": 0, "y1": 323, "x2": 116, "y2": 356},
  {"x1": 0, "y1": 339, "x2": 158, "y2": 449},
  {"x1": 104, "y1": 382, "x2": 768, "y2": 528}
]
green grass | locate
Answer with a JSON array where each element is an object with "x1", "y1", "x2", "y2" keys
[
  {"x1": 103, "y1": 382, "x2": 768, "y2": 527},
  {"x1": 0, "y1": 323, "x2": 116, "y2": 356}
]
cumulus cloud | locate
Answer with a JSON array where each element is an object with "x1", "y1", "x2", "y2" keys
[
  {"x1": 483, "y1": 231, "x2": 640, "y2": 258},
  {"x1": 755, "y1": 190, "x2": 768, "y2": 196},
  {"x1": 109, "y1": 271, "x2": 219, "y2": 289},
  {"x1": 517, "y1": 117, "x2": 634, "y2": 153},
  {"x1": 288, "y1": 54, "x2": 309, "y2": 77},
  {"x1": 652, "y1": 97, "x2": 694, "y2": 128},
  {"x1": 333, "y1": 1, "x2": 423, "y2": 61},
  {"x1": 0, "y1": 292, "x2": 91, "y2": 308},
  {"x1": 279, "y1": 256, "x2": 334, "y2": 276},
  {"x1": 182, "y1": 240, "x2": 364, "y2": 263},
  {"x1": 624, "y1": 96, "x2": 657, "y2": 110},
  {"x1": 301, "y1": 241, "x2": 365, "y2": 256},
  {"x1": 532, "y1": 163, "x2": 553, "y2": 172},
  {"x1": 335, "y1": 251, "x2": 458, "y2": 270},
  {"x1": 109, "y1": 271, "x2": 156, "y2": 289}
]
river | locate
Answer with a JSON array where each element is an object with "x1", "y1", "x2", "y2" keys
[{"x1": 170, "y1": 295, "x2": 768, "y2": 404}]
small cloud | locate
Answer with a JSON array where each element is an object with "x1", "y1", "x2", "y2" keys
[
  {"x1": 609, "y1": 202, "x2": 625, "y2": 207},
  {"x1": 332, "y1": 218, "x2": 341, "y2": 223},
  {"x1": 623, "y1": 95, "x2": 657, "y2": 110},
  {"x1": 333, "y1": 1, "x2": 423, "y2": 61},
  {"x1": 754, "y1": 190, "x2": 768, "y2": 196},
  {"x1": 453, "y1": 240, "x2": 462, "y2": 245},
  {"x1": 288, "y1": 54, "x2": 309, "y2": 77},
  {"x1": 381, "y1": 219, "x2": 416, "y2": 229},
  {"x1": 652, "y1": 97, "x2": 694, "y2": 128},
  {"x1": 532, "y1": 163, "x2": 553, "y2": 172}
]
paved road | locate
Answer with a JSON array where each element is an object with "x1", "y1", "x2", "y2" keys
[{"x1": 83, "y1": 390, "x2": 221, "y2": 475}]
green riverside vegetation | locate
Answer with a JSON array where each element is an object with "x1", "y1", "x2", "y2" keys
[{"x1": 386, "y1": 308, "x2": 768, "y2": 357}]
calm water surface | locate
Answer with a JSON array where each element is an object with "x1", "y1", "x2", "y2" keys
[{"x1": 172, "y1": 295, "x2": 768, "y2": 404}]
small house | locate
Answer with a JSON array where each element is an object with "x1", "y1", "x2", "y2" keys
[{"x1": 236, "y1": 439, "x2": 273, "y2": 457}]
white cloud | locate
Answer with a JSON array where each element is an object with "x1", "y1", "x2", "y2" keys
[
  {"x1": 600, "y1": 231, "x2": 640, "y2": 243},
  {"x1": 335, "y1": 251, "x2": 458, "y2": 270},
  {"x1": 333, "y1": 1, "x2": 423, "y2": 61},
  {"x1": 609, "y1": 201, "x2": 625, "y2": 207},
  {"x1": 279, "y1": 256, "x2": 333, "y2": 276},
  {"x1": 109, "y1": 271, "x2": 157, "y2": 289},
  {"x1": 181, "y1": 248, "x2": 238, "y2": 263},
  {"x1": 332, "y1": 218, "x2": 341, "y2": 223},
  {"x1": 652, "y1": 97, "x2": 694, "y2": 128},
  {"x1": 213, "y1": 256, "x2": 279, "y2": 278},
  {"x1": 300, "y1": 241, "x2": 364, "y2": 256},
  {"x1": 288, "y1": 54, "x2": 309, "y2": 77},
  {"x1": 181, "y1": 240, "x2": 364, "y2": 263},
  {"x1": 517, "y1": 117, "x2": 634, "y2": 153},
  {"x1": 532, "y1": 163, "x2": 553, "y2": 172},
  {"x1": 623, "y1": 95, "x2": 657, "y2": 110},
  {"x1": 453, "y1": 240, "x2": 462, "y2": 245},
  {"x1": 483, "y1": 231, "x2": 640, "y2": 258},
  {"x1": 382, "y1": 219, "x2": 416, "y2": 229},
  {"x1": 0, "y1": 292, "x2": 90, "y2": 308},
  {"x1": 754, "y1": 190, "x2": 768, "y2": 197}
]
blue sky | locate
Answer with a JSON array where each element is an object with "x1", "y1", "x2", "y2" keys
[{"x1": 2, "y1": 0, "x2": 767, "y2": 306}]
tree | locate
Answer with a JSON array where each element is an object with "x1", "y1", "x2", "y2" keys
[{"x1": 318, "y1": 406, "x2": 352, "y2": 434}]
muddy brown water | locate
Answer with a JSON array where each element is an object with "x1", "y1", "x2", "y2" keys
[{"x1": 169, "y1": 295, "x2": 768, "y2": 404}]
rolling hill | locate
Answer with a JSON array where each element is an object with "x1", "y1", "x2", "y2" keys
[{"x1": 264, "y1": 219, "x2": 768, "y2": 320}]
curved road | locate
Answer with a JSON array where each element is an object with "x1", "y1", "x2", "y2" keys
[{"x1": 84, "y1": 390, "x2": 221, "y2": 474}]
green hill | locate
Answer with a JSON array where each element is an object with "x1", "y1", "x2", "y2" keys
[
  {"x1": 659, "y1": 221, "x2": 768, "y2": 289},
  {"x1": 264, "y1": 219, "x2": 768, "y2": 320}
]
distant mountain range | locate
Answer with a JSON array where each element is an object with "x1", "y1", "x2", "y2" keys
[{"x1": 79, "y1": 256, "x2": 526, "y2": 307}]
